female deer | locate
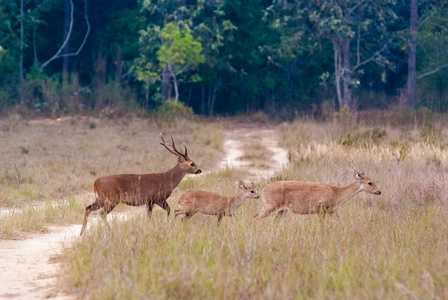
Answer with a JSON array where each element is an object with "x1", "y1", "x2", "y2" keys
[
  {"x1": 175, "y1": 181, "x2": 259, "y2": 222},
  {"x1": 254, "y1": 170, "x2": 381, "y2": 219}
]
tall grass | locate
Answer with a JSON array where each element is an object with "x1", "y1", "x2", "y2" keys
[
  {"x1": 56, "y1": 114, "x2": 448, "y2": 299},
  {"x1": 3, "y1": 113, "x2": 448, "y2": 298}
]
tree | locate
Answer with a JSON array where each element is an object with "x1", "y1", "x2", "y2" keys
[
  {"x1": 140, "y1": 0, "x2": 197, "y2": 101},
  {"x1": 268, "y1": 0, "x2": 400, "y2": 109},
  {"x1": 192, "y1": 0, "x2": 237, "y2": 115},
  {"x1": 38, "y1": 0, "x2": 90, "y2": 72},
  {"x1": 157, "y1": 22, "x2": 204, "y2": 102}
]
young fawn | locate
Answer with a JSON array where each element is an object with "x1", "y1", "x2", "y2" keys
[
  {"x1": 254, "y1": 170, "x2": 381, "y2": 219},
  {"x1": 175, "y1": 181, "x2": 259, "y2": 222},
  {"x1": 80, "y1": 134, "x2": 201, "y2": 236}
]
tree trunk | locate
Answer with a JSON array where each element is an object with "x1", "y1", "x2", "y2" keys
[
  {"x1": 201, "y1": 85, "x2": 205, "y2": 115},
  {"x1": 94, "y1": 52, "x2": 106, "y2": 109},
  {"x1": 161, "y1": 14, "x2": 172, "y2": 101},
  {"x1": 161, "y1": 68, "x2": 172, "y2": 100},
  {"x1": 406, "y1": 0, "x2": 418, "y2": 108},
  {"x1": 144, "y1": 79, "x2": 150, "y2": 110},
  {"x1": 19, "y1": 0, "x2": 24, "y2": 104},
  {"x1": 342, "y1": 38, "x2": 352, "y2": 108},
  {"x1": 208, "y1": 79, "x2": 219, "y2": 116},
  {"x1": 114, "y1": 46, "x2": 122, "y2": 86},
  {"x1": 333, "y1": 39, "x2": 343, "y2": 109},
  {"x1": 168, "y1": 65, "x2": 179, "y2": 102},
  {"x1": 62, "y1": 0, "x2": 71, "y2": 86}
]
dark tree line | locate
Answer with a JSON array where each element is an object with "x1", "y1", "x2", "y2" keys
[{"x1": 0, "y1": 0, "x2": 447, "y2": 117}]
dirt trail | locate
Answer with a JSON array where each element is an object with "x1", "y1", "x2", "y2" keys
[
  {"x1": 0, "y1": 124, "x2": 288, "y2": 299},
  {"x1": 221, "y1": 126, "x2": 289, "y2": 177}
]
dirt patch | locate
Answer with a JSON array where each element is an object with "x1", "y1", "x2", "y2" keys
[
  {"x1": 220, "y1": 125, "x2": 288, "y2": 178},
  {"x1": 0, "y1": 226, "x2": 81, "y2": 299},
  {"x1": 0, "y1": 123, "x2": 288, "y2": 299}
]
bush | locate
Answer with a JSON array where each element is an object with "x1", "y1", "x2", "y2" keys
[{"x1": 156, "y1": 99, "x2": 194, "y2": 120}]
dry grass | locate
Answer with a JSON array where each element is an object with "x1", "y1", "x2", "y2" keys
[
  {"x1": 3, "y1": 114, "x2": 448, "y2": 298},
  {"x1": 0, "y1": 115, "x2": 224, "y2": 237}
]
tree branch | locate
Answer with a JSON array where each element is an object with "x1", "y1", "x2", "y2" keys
[
  {"x1": 352, "y1": 39, "x2": 391, "y2": 71},
  {"x1": 417, "y1": 64, "x2": 448, "y2": 79},
  {"x1": 38, "y1": 0, "x2": 90, "y2": 72}
]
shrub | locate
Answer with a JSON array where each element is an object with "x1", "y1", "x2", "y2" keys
[{"x1": 156, "y1": 99, "x2": 194, "y2": 121}]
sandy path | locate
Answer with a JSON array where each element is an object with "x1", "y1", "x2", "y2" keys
[
  {"x1": 0, "y1": 226, "x2": 81, "y2": 299},
  {"x1": 220, "y1": 127, "x2": 289, "y2": 177},
  {"x1": 0, "y1": 124, "x2": 288, "y2": 299}
]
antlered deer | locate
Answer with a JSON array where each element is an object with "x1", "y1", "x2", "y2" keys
[
  {"x1": 80, "y1": 134, "x2": 202, "y2": 236},
  {"x1": 175, "y1": 180, "x2": 259, "y2": 222},
  {"x1": 254, "y1": 170, "x2": 380, "y2": 219}
]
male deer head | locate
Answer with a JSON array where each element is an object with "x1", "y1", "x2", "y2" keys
[{"x1": 160, "y1": 133, "x2": 202, "y2": 174}]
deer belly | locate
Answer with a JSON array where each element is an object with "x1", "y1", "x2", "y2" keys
[
  {"x1": 197, "y1": 202, "x2": 226, "y2": 215},
  {"x1": 287, "y1": 196, "x2": 322, "y2": 214}
]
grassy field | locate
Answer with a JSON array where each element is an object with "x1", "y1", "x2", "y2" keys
[
  {"x1": 2, "y1": 111, "x2": 448, "y2": 298},
  {"x1": 0, "y1": 115, "x2": 224, "y2": 237}
]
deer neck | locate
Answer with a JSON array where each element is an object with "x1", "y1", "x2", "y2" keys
[
  {"x1": 334, "y1": 181, "x2": 361, "y2": 207},
  {"x1": 229, "y1": 192, "x2": 247, "y2": 214},
  {"x1": 163, "y1": 163, "x2": 187, "y2": 189}
]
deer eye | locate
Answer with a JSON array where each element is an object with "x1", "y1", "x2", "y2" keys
[
  {"x1": 190, "y1": 163, "x2": 195, "y2": 167},
  {"x1": 368, "y1": 182, "x2": 373, "y2": 186},
  {"x1": 251, "y1": 190, "x2": 254, "y2": 193}
]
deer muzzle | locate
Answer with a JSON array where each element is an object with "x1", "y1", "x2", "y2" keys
[{"x1": 195, "y1": 169, "x2": 202, "y2": 174}]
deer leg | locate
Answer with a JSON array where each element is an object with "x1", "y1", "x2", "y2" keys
[
  {"x1": 80, "y1": 198, "x2": 103, "y2": 236},
  {"x1": 158, "y1": 200, "x2": 171, "y2": 218},
  {"x1": 147, "y1": 203, "x2": 154, "y2": 218},
  {"x1": 174, "y1": 209, "x2": 189, "y2": 219},
  {"x1": 275, "y1": 209, "x2": 288, "y2": 219},
  {"x1": 174, "y1": 209, "x2": 182, "y2": 218},
  {"x1": 182, "y1": 213, "x2": 195, "y2": 222},
  {"x1": 99, "y1": 202, "x2": 115, "y2": 229},
  {"x1": 253, "y1": 206, "x2": 277, "y2": 219},
  {"x1": 217, "y1": 213, "x2": 224, "y2": 223}
]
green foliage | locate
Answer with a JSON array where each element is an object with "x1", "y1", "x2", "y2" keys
[
  {"x1": 158, "y1": 22, "x2": 205, "y2": 71},
  {"x1": 0, "y1": 0, "x2": 448, "y2": 115},
  {"x1": 23, "y1": 66, "x2": 61, "y2": 113},
  {"x1": 156, "y1": 99, "x2": 194, "y2": 120}
]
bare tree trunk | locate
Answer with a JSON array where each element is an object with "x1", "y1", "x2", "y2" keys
[
  {"x1": 406, "y1": 0, "x2": 418, "y2": 108},
  {"x1": 168, "y1": 65, "x2": 179, "y2": 102},
  {"x1": 333, "y1": 39, "x2": 343, "y2": 109},
  {"x1": 144, "y1": 79, "x2": 150, "y2": 110},
  {"x1": 161, "y1": 14, "x2": 172, "y2": 101},
  {"x1": 208, "y1": 79, "x2": 219, "y2": 116},
  {"x1": 342, "y1": 38, "x2": 352, "y2": 107},
  {"x1": 114, "y1": 46, "x2": 122, "y2": 86},
  {"x1": 94, "y1": 52, "x2": 106, "y2": 109},
  {"x1": 161, "y1": 68, "x2": 172, "y2": 100},
  {"x1": 62, "y1": 0, "x2": 71, "y2": 86},
  {"x1": 201, "y1": 85, "x2": 205, "y2": 115},
  {"x1": 19, "y1": 0, "x2": 24, "y2": 104}
]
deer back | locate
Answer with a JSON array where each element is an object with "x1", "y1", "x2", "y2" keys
[{"x1": 178, "y1": 190, "x2": 230, "y2": 215}]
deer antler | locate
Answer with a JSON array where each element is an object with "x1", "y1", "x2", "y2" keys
[{"x1": 160, "y1": 133, "x2": 187, "y2": 158}]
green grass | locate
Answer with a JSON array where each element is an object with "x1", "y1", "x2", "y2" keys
[{"x1": 0, "y1": 198, "x2": 84, "y2": 238}]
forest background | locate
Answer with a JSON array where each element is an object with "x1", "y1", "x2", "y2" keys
[{"x1": 1, "y1": 0, "x2": 448, "y2": 118}]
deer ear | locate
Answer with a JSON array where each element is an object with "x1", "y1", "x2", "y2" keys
[
  {"x1": 354, "y1": 170, "x2": 362, "y2": 180},
  {"x1": 238, "y1": 180, "x2": 245, "y2": 189},
  {"x1": 178, "y1": 155, "x2": 185, "y2": 163}
]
